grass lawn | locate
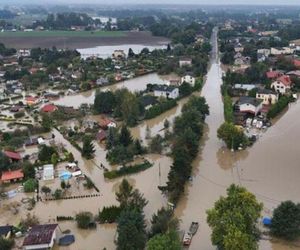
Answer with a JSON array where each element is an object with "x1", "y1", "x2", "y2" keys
[{"x1": 0, "y1": 30, "x2": 126, "y2": 38}]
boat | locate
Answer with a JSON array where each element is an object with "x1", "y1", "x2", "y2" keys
[
  {"x1": 183, "y1": 232, "x2": 192, "y2": 246},
  {"x1": 59, "y1": 234, "x2": 75, "y2": 246},
  {"x1": 189, "y1": 222, "x2": 199, "y2": 235}
]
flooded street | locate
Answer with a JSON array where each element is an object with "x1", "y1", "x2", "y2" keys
[
  {"x1": 53, "y1": 73, "x2": 169, "y2": 108},
  {"x1": 175, "y1": 27, "x2": 300, "y2": 250}
]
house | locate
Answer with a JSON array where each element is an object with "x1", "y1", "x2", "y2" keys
[
  {"x1": 153, "y1": 85, "x2": 179, "y2": 99},
  {"x1": 1, "y1": 169, "x2": 24, "y2": 183},
  {"x1": 179, "y1": 57, "x2": 192, "y2": 67},
  {"x1": 234, "y1": 55, "x2": 251, "y2": 66},
  {"x1": 0, "y1": 225, "x2": 13, "y2": 239},
  {"x1": 43, "y1": 164, "x2": 54, "y2": 181},
  {"x1": 234, "y1": 84, "x2": 256, "y2": 91},
  {"x1": 22, "y1": 224, "x2": 59, "y2": 250},
  {"x1": 169, "y1": 78, "x2": 181, "y2": 86},
  {"x1": 181, "y1": 74, "x2": 196, "y2": 86},
  {"x1": 256, "y1": 89, "x2": 278, "y2": 105},
  {"x1": 96, "y1": 130, "x2": 107, "y2": 142},
  {"x1": 287, "y1": 70, "x2": 300, "y2": 79},
  {"x1": 257, "y1": 49, "x2": 271, "y2": 57},
  {"x1": 266, "y1": 70, "x2": 283, "y2": 79},
  {"x1": 234, "y1": 44, "x2": 244, "y2": 53},
  {"x1": 236, "y1": 97, "x2": 263, "y2": 115},
  {"x1": 293, "y1": 59, "x2": 300, "y2": 68},
  {"x1": 17, "y1": 49, "x2": 30, "y2": 58},
  {"x1": 25, "y1": 96, "x2": 40, "y2": 106},
  {"x1": 140, "y1": 95, "x2": 158, "y2": 110},
  {"x1": 96, "y1": 77, "x2": 109, "y2": 86},
  {"x1": 41, "y1": 104, "x2": 57, "y2": 113},
  {"x1": 24, "y1": 137, "x2": 39, "y2": 147},
  {"x1": 271, "y1": 75, "x2": 292, "y2": 94},
  {"x1": 4, "y1": 150, "x2": 22, "y2": 161},
  {"x1": 98, "y1": 117, "x2": 116, "y2": 129},
  {"x1": 112, "y1": 50, "x2": 126, "y2": 59},
  {"x1": 270, "y1": 47, "x2": 294, "y2": 55}
]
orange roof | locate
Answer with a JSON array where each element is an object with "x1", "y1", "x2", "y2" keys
[
  {"x1": 41, "y1": 104, "x2": 57, "y2": 113},
  {"x1": 98, "y1": 117, "x2": 112, "y2": 128},
  {"x1": 4, "y1": 150, "x2": 22, "y2": 160},
  {"x1": 277, "y1": 75, "x2": 292, "y2": 87},
  {"x1": 266, "y1": 71, "x2": 281, "y2": 79},
  {"x1": 293, "y1": 59, "x2": 300, "y2": 68},
  {"x1": 1, "y1": 169, "x2": 24, "y2": 181},
  {"x1": 26, "y1": 96, "x2": 38, "y2": 102}
]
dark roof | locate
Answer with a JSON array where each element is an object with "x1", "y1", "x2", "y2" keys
[
  {"x1": 23, "y1": 224, "x2": 58, "y2": 246},
  {"x1": 239, "y1": 97, "x2": 262, "y2": 107},
  {"x1": 153, "y1": 85, "x2": 177, "y2": 92},
  {"x1": 140, "y1": 95, "x2": 158, "y2": 107},
  {"x1": 257, "y1": 89, "x2": 277, "y2": 95},
  {"x1": 0, "y1": 225, "x2": 13, "y2": 236}
]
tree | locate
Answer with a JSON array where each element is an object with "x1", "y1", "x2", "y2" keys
[
  {"x1": 41, "y1": 186, "x2": 51, "y2": 196},
  {"x1": 270, "y1": 201, "x2": 300, "y2": 240},
  {"x1": 117, "y1": 208, "x2": 147, "y2": 250},
  {"x1": 128, "y1": 48, "x2": 135, "y2": 57},
  {"x1": 207, "y1": 184, "x2": 263, "y2": 250},
  {"x1": 82, "y1": 136, "x2": 95, "y2": 159},
  {"x1": 76, "y1": 212, "x2": 93, "y2": 229},
  {"x1": 0, "y1": 237, "x2": 14, "y2": 250},
  {"x1": 41, "y1": 113, "x2": 53, "y2": 131},
  {"x1": 22, "y1": 162, "x2": 35, "y2": 179},
  {"x1": 0, "y1": 152, "x2": 10, "y2": 171},
  {"x1": 67, "y1": 152, "x2": 74, "y2": 162},
  {"x1": 134, "y1": 139, "x2": 144, "y2": 155},
  {"x1": 163, "y1": 119, "x2": 170, "y2": 130},
  {"x1": 119, "y1": 126, "x2": 133, "y2": 147},
  {"x1": 24, "y1": 179, "x2": 37, "y2": 193},
  {"x1": 150, "y1": 207, "x2": 178, "y2": 236},
  {"x1": 147, "y1": 230, "x2": 181, "y2": 250},
  {"x1": 149, "y1": 135, "x2": 164, "y2": 154},
  {"x1": 217, "y1": 122, "x2": 249, "y2": 150},
  {"x1": 94, "y1": 91, "x2": 116, "y2": 114},
  {"x1": 53, "y1": 189, "x2": 62, "y2": 199},
  {"x1": 38, "y1": 145, "x2": 57, "y2": 162},
  {"x1": 179, "y1": 82, "x2": 192, "y2": 97},
  {"x1": 51, "y1": 153, "x2": 59, "y2": 166}
]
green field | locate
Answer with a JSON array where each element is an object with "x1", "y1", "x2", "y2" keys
[{"x1": 0, "y1": 30, "x2": 126, "y2": 38}]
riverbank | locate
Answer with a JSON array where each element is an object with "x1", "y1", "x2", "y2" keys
[{"x1": 0, "y1": 31, "x2": 170, "y2": 49}]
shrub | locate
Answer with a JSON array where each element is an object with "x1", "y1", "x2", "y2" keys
[
  {"x1": 145, "y1": 99, "x2": 177, "y2": 120},
  {"x1": 98, "y1": 206, "x2": 122, "y2": 223},
  {"x1": 76, "y1": 212, "x2": 94, "y2": 229},
  {"x1": 24, "y1": 179, "x2": 37, "y2": 193},
  {"x1": 267, "y1": 96, "x2": 293, "y2": 119}
]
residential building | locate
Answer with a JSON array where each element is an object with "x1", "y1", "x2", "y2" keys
[
  {"x1": 96, "y1": 130, "x2": 107, "y2": 142},
  {"x1": 112, "y1": 50, "x2": 126, "y2": 59},
  {"x1": 4, "y1": 150, "x2": 22, "y2": 161},
  {"x1": 43, "y1": 165, "x2": 54, "y2": 181},
  {"x1": 25, "y1": 96, "x2": 40, "y2": 106},
  {"x1": 179, "y1": 57, "x2": 192, "y2": 67},
  {"x1": 153, "y1": 85, "x2": 179, "y2": 99},
  {"x1": 22, "y1": 224, "x2": 59, "y2": 250},
  {"x1": 1, "y1": 169, "x2": 24, "y2": 183},
  {"x1": 96, "y1": 77, "x2": 109, "y2": 86},
  {"x1": 257, "y1": 49, "x2": 271, "y2": 57},
  {"x1": 266, "y1": 70, "x2": 283, "y2": 79},
  {"x1": 271, "y1": 75, "x2": 292, "y2": 94},
  {"x1": 17, "y1": 49, "x2": 30, "y2": 58},
  {"x1": 256, "y1": 89, "x2": 278, "y2": 105},
  {"x1": 181, "y1": 74, "x2": 196, "y2": 86},
  {"x1": 41, "y1": 104, "x2": 58, "y2": 113},
  {"x1": 270, "y1": 47, "x2": 294, "y2": 55},
  {"x1": 236, "y1": 97, "x2": 263, "y2": 115},
  {"x1": 287, "y1": 70, "x2": 300, "y2": 78}
]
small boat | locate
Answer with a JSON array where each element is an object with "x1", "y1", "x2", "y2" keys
[
  {"x1": 183, "y1": 232, "x2": 192, "y2": 246},
  {"x1": 189, "y1": 222, "x2": 199, "y2": 235},
  {"x1": 59, "y1": 234, "x2": 75, "y2": 246}
]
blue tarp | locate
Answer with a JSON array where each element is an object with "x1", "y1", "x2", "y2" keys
[
  {"x1": 59, "y1": 171, "x2": 72, "y2": 180},
  {"x1": 59, "y1": 234, "x2": 75, "y2": 246},
  {"x1": 262, "y1": 217, "x2": 272, "y2": 226}
]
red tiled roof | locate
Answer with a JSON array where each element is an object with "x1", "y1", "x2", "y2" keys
[
  {"x1": 266, "y1": 71, "x2": 281, "y2": 79},
  {"x1": 4, "y1": 151, "x2": 22, "y2": 160},
  {"x1": 1, "y1": 169, "x2": 24, "y2": 181},
  {"x1": 23, "y1": 224, "x2": 58, "y2": 246},
  {"x1": 99, "y1": 118, "x2": 112, "y2": 128},
  {"x1": 293, "y1": 59, "x2": 300, "y2": 68},
  {"x1": 26, "y1": 96, "x2": 38, "y2": 102},
  {"x1": 41, "y1": 104, "x2": 57, "y2": 113},
  {"x1": 96, "y1": 130, "x2": 107, "y2": 141},
  {"x1": 277, "y1": 75, "x2": 292, "y2": 87}
]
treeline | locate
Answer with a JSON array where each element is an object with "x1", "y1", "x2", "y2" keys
[
  {"x1": 267, "y1": 95, "x2": 293, "y2": 119},
  {"x1": 161, "y1": 96, "x2": 209, "y2": 203},
  {"x1": 31, "y1": 13, "x2": 95, "y2": 30},
  {"x1": 145, "y1": 99, "x2": 177, "y2": 120},
  {"x1": 0, "y1": 43, "x2": 16, "y2": 57}
]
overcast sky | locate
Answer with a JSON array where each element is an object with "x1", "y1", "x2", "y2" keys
[{"x1": 3, "y1": 0, "x2": 300, "y2": 5}]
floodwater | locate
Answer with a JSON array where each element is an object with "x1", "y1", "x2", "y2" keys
[
  {"x1": 78, "y1": 44, "x2": 167, "y2": 59},
  {"x1": 175, "y1": 27, "x2": 300, "y2": 250},
  {"x1": 53, "y1": 73, "x2": 169, "y2": 108}
]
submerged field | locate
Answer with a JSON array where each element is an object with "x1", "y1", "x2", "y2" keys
[
  {"x1": 0, "y1": 31, "x2": 170, "y2": 49},
  {"x1": 0, "y1": 30, "x2": 126, "y2": 38}
]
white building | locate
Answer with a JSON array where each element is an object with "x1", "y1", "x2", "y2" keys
[
  {"x1": 43, "y1": 164, "x2": 54, "y2": 181},
  {"x1": 22, "y1": 224, "x2": 59, "y2": 250},
  {"x1": 271, "y1": 75, "x2": 292, "y2": 94},
  {"x1": 112, "y1": 50, "x2": 126, "y2": 59},
  {"x1": 179, "y1": 58, "x2": 192, "y2": 67},
  {"x1": 270, "y1": 47, "x2": 295, "y2": 55},
  {"x1": 237, "y1": 97, "x2": 263, "y2": 115},
  {"x1": 257, "y1": 49, "x2": 271, "y2": 57},
  {"x1": 256, "y1": 89, "x2": 278, "y2": 105},
  {"x1": 181, "y1": 74, "x2": 196, "y2": 86},
  {"x1": 153, "y1": 85, "x2": 179, "y2": 99}
]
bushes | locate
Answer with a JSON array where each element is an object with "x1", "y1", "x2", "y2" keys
[
  {"x1": 145, "y1": 99, "x2": 177, "y2": 120},
  {"x1": 104, "y1": 161, "x2": 153, "y2": 179},
  {"x1": 75, "y1": 212, "x2": 94, "y2": 229},
  {"x1": 24, "y1": 179, "x2": 37, "y2": 193},
  {"x1": 223, "y1": 94, "x2": 234, "y2": 122},
  {"x1": 267, "y1": 96, "x2": 293, "y2": 119},
  {"x1": 98, "y1": 205, "x2": 122, "y2": 223},
  {"x1": 56, "y1": 216, "x2": 74, "y2": 221}
]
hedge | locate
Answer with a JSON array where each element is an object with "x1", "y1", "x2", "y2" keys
[
  {"x1": 267, "y1": 96, "x2": 293, "y2": 119},
  {"x1": 98, "y1": 205, "x2": 122, "y2": 223},
  {"x1": 145, "y1": 100, "x2": 177, "y2": 120},
  {"x1": 104, "y1": 161, "x2": 153, "y2": 179}
]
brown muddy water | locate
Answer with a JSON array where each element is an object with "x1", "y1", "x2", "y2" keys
[
  {"x1": 174, "y1": 27, "x2": 300, "y2": 250},
  {"x1": 53, "y1": 73, "x2": 169, "y2": 108}
]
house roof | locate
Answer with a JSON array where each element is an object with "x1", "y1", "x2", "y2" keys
[
  {"x1": 287, "y1": 70, "x2": 300, "y2": 77},
  {"x1": 293, "y1": 59, "x2": 300, "y2": 68},
  {"x1": 25, "y1": 96, "x2": 38, "y2": 102},
  {"x1": 98, "y1": 117, "x2": 113, "y2": 128},
  {"x1": 23, "y1": 224, "x2": 58, "y2": 246},
  {"x1": 239, "y1": 97, "x2": 263, "y2": 107},
  {"x1": 1, "y1": 169, "x2": 24, "y2": 181},
  {"x1": 96, "y1": 130, "x2": 107, "y2": 141},
  {"x1": 4, "y1": 150, "x2": 22, "y2": 160},
  {"x1": 153, "y1": 85, "x2": 178, "y2": 92},
  {"x1": 41, "y1": 104, "x2": 57, "y2": 113},
  {"x1": 0, "y1": 225, "x2": 13, "y2": 237},
  {"x1": 257, "y1": 88, "x2": 277, "y2": 95},
  {"x1": 140, "y1": 95, "x2": 158, "y2": 107},
  {"x1": 266, "y1": 71, "x2": 281, "y2": 79},
  {"x1": 276, "y1": 75, "x2": 292, "y2": 86}
]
